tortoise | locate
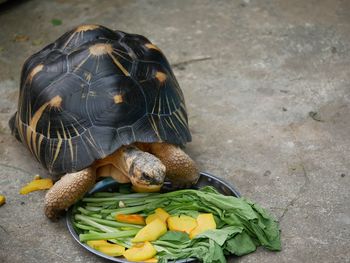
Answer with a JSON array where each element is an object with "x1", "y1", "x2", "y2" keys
[{"x1": 9, "y1": 24, "x2": 199, "y2": 220}]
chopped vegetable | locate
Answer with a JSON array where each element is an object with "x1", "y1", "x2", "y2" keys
[
  {"x1": 72, "y1": 185, "x2": 281, "y2": 262},
  {"x1": 51, "y1": 19, "x2": 62, "y2": 26},
  {"x1": 189, "y1": 213, "x2": 216, "y2": 239},
  {"x1": 33, "y1": 175, "x2": 41, "y2": 180},
  {"x1": 145, "y1": 213, "x2": 160, "y2": 224},
  {"x1": 146, "y1": 208, "x2": 170, "y2": 224},
  {"x1": 0, "y1": 195, "x2": 5, "y2": 206},
  {"x1": 132, "y1": 218, "x2": 167, "y2": 242},
  {"x1": 19, "y1": 178, "x2": 53, "y2": 194},
  {"x1": 143, "y1": 258, "x2": 158, "y2": 263},
  {"x1": 87, "y1": 240, "x2": 109, "y2": 249},
  {"x1": 94, "y1": 243, "x2": 125, "y2": 256},
  {"x1": 115, "y1": 214, "x2": 145, "y2": 225},
  {"x1": 132, "y1": 184, "x2": 162, "y2": 193},
  {"x1": 13, "y1": 34, "x2": 29, "y2": 42},
  {"x1": 167, "y1": 215, "x2": 197, "y2": 234},
  {"x1": 79, "y1": 229, "x2": 139, "y2": 242},
  {"x1": 32, "y1": 39, "x2": 44, "y2": 46},
  {"x1": 123, "y1": 241, "x2": 157, "y2": 262}
]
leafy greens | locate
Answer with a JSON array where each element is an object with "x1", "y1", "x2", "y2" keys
[{"x1": 73, "y1": 185, "x2": 281, "y2": 262}]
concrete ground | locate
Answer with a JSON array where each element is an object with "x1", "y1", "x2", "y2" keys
[{"x1": 0, "y1": 0, "x2": 349, "y2": 262}]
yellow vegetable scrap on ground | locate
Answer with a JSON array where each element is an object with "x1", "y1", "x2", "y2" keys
[
  {"x1": 19, "y1": 178, "x2": 53, "y2": 194},
  {"x1": 0, "y1": 195, "x2": 6, "y2": 206},
  {"x1": 33, "y1": 174, "x2": 41, "y2": 180}
]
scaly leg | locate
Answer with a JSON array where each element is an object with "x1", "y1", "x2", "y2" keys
[{"x1": 44, "y1": 168, "x2": 96, "y2": 220}]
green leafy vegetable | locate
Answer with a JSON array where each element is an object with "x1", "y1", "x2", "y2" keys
[
  {"x1": 72, "y1": 185, "x2": 281, "y2": 262},
  {"x1": 158, "y1": 231, "x2": 190, "y2": 243},
  {"x1": 51, "y1": 19, "x2": 62, "y2": 26},
  {"x1": 224, "y1": 230, "x2": 257, "y2": 256},
  {"x1": 79, "y1": 229, "x2": 139, "y2": 242}
]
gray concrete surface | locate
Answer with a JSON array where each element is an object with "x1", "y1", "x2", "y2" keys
[{"x1": 0, "y1": 0, "x2": 349, "y2": 262}]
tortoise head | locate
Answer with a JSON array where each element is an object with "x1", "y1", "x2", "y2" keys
[
  {"x1": 125, "y1": 148, "x2": 166, "y2": 192},
  {"x1": 94, "y1": 146, "x2": 166, "y2": 193}
]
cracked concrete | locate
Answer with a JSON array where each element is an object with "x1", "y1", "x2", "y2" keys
[{"x1": 0, "y1": 0, "x2": 349, "y2": 262}]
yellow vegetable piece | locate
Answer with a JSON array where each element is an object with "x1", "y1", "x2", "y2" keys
[
  {"x1": 189, "y1": 213, "x2": 217, "y2": 239},
  {"x1": 146, "y1": 208, "x2": 170, "y2": 224},
  {"x1": 95, "y1": 243, "x2": 125, "y2": 257},
  {"x1": 145, "y1": 213, "x2": 159, "y2": 225},
  {"x1": 155, "y1": 208, "x2": 170, "y2": 222},
  {"x1": 132, "y1": 184, "x2": 162, "y2": 193},
  {"x1": 0, "y1": 195, "x2": 6, "y2": 206},
  {"x1": 123, "y1": 241, "x2": 157, "y2": 262},
  {"x1": 19, "y1": 178, "x2": 53, "y2": 194},
  {"x1": 144, "y1": 257, "x2": 158, "y2": 262},
  {"x1": 33, "y1": 175, "x2": 41, "y2": 180},
  {"x1": 167, "y1": 215, "x2": 197, "y2": 234},
  {"x1": 87, "y1": 240, "x2": 109, "y2": 249},
  {"x1": 115, "y1": 214, "x2": 145, "y2": 225},
  {"x1": 132, "y1": 218, "x2": 167, "y2": 242},
  {"x1": 87, "y1": 240, "x2": 125, "y2": 256}
]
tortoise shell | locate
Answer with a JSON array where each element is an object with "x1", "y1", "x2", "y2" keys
[{"x1": 10, "y1": 24, "x2": 191, "y2": 175}]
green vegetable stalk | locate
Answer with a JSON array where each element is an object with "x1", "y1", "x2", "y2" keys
[{"x1": 72, "y1": 185, "x2": 281, "y2": 263}]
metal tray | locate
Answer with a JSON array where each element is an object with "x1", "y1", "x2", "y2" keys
[{"x1": 66, "y1": 172, "x2": 241, "y2": 263}]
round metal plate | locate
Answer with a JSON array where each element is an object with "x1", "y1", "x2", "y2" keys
[{"x1": 66, "y1": 172, "x2": 240, "y2": 262}]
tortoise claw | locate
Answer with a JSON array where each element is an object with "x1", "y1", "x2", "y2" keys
[{"x1": 44, "y1": 206, "x2": 64, "y2": 221}]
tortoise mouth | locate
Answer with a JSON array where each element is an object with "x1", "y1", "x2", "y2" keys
[
  {"x1": 129, "y1": 173, "x2": 164, "y2": 193},
  {"x1": 132, "y1": 183, "x2": 162, "y2": 193}
]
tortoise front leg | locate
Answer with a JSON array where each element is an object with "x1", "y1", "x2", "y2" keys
[
  {"x1": 44, "y1": 168, "x2": 96, "y2": 220},
  {"x1": 139, "y1": 143, "x2": 199, "y2": 188}
]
